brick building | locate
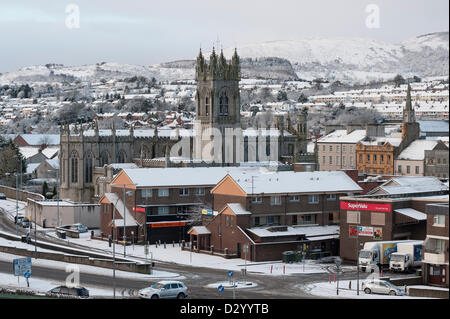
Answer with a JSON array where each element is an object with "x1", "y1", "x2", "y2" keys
[{"x1": 422, "y1": 203, "x2": 449, "y2": 288}]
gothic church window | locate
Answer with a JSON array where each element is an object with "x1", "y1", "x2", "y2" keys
[
  {"x1": 219, "y1": 92, "x2": 228, "y2": 115},
  {"x1": 84, "y1": 152, "x2": 93, "y2": 183},
  {"x1": 117, "y1": 150, "x2": 126, "y2": 163},
  {"x1": 70, "y1": 151, "x2": 78, "y2": 183}
]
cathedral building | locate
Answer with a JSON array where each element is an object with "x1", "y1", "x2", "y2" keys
[{"x1": 59, "y1": 49, "x2": 310, "y2": 203}]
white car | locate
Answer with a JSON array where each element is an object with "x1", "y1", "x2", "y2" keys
[
  {"x1": 138, "y1": 281, "x2": 189, "y2": 299},
  {"x1": 362, "y1": 279, "x2": 405, "y2": 296}
]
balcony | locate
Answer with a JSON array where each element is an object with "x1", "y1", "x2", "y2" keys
[{"x1": 423, "y1": 251, "x2": 447, "y2": 264}]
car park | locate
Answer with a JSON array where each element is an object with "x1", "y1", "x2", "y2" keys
[
  {"x1": 138, "y1": 281, "x2": 189, "y2": 299},
  {"x1": 47, "y1": 286, "x2": 89, "y2": 298},
  {"x1": 362, "y1": 279, "x2": 405, "y2": 296}
]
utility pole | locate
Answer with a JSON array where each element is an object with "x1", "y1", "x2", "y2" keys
[
  {"x1": 356, "y1": 198, "x2": 360, "y2": 296},
  {"x1": 123, "y1": 184, "x2": 127, "y2": 257}
]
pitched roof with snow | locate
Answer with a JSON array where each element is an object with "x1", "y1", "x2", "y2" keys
[
  {"x1": 247, "y1": 225, "x2": 339, "y2": 239},
  {"x1": 397, "y1": 140, "x2": 440, "y2": 161},
  {"x1": 226, "y1": 203, "x2": 252, "y2": 215},
  {"x1": 318, "y1": 129, "x2": 366, "y2": 144},
  {"x1": 229, "y1": 170, "x2": 363, "y2": 195},
  {"x1": 371, "y1": 176, "x2": 449, "y2": 195}
]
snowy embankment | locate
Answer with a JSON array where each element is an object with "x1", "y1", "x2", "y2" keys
[{"x1": 300, "y1": 279, "x2": 437, "y2": 299}]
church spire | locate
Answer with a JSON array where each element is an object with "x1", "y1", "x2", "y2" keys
[{"x1": 403, "y1": 82, "x2": 415, "y2": 123}]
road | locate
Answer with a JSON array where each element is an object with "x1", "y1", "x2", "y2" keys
[{"x1": 0, "y1": 199, "x2": 366, "y2": 299}]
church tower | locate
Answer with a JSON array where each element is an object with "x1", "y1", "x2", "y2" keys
[
  {"x1": 401, "y1": 83, "x2": 419, "y2": 139},
  {"x1": 194, "y1": 48, "x2": 241, "y2": 164}
]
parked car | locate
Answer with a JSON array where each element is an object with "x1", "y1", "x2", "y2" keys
[
  {"x1": 138, "y1": 281, "x2": 189, "y2": 299},
  {"x1": 47, "y1": 286, "x2": 89, "y2": 298},
  {"x1": 71, "y1": 223, "x2": 88, "y2": 233},
  {"x1": 362, "y1": 279, "x2": 405, "y2": 296},
  {"x1": 15, "y1": 215, "x2": 25, "y2": 225},
  {"x1": 20, "y1": 217, "x2": 32, "y2": 229},
  {"x1": 0, "y1": 193, "x2": 6, "y2": 200}
]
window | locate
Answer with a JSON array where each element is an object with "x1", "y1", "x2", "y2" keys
[
  {"x1": 254, "y1": 216, "x2": 260, "y2": 226},
  {"x1": 289, "y1": 195, "x2": 300, "y2": 202},
  {"x1": 380, "y1": 155, "x2": 384, "y2": 163},
  {"x1": 350, "y1": 156, "x2": 353, "y2": 166},
  {"x1": 158, "y1": 189, "x2": 169, "y2": 197},
  {"x1": 329, "y1": 156, "x2": 332, "y2": 165},
  {"x1": 342, "y1": 156, "x2": 346, "y2": 165},
  {"x1": 415, "y1": 166, "x2": 420, "y2": 174},
  {"x1": 387, "y1": 155, "x2": 391, "y2": 163},
  {"x1": 270, "y1": 196, "x2": 281, "y2": 206},
  {"x1": 359, "y1": 154, "x2": 362, "y2": 163},
  {"x1": 230, "y1": 216, "x2": 234, "y2": 227},
  {"x1": 329, "y1": 145, "x2": 333, "y2": 152},
  {"x1": 252, "y1": 196, "x2": 262, "y2": 203},
  {"x1": 433, "y1": 214, "x2": 446, "y2": 226},
  {"x1": 267, "y1": 216, "x2": 275, "y2": 225},
  {"x1": 194, "y1": 188, "x2": 205, "y2": 196},
  {"x1": 219, "y1": 92, "x2": 229, "y2": 115},
  {"x1": 373, "y1": 154, "x2": 377, "y2": 163},
  {"x1": 323, "y1": 156, "x2": 326, "y2": 164},
  {"x1": 366, "y1": 155, "x2": 370, "y2": 163},
  {"x1": 347, "y1": 211, "x2": 360, "y2": 224},
  {"x1": 225, "y1": 215, "x2": 229, "y2": 226},
  {"x1": 141, "y1": 189, "x2": 152, "y2": 198},
  {"x1": 70, "y1": 151, "x2": 78, "y2": 183},
  {"x1": 179, "y1": 188, "x2": 189, "y2": 196},
  {"x1": 205, "y1": 97, "x2": 209, "y2": 115},
  {"x1": 371, "y1": 213, "x2": 385, "y2": 225},
  {"x1": 157, "y1": 206, "x2": 169, "y2": 215},
  {"x1": 84, "y1": 153, "x2": 93, "y2": 183},
  {"x1": 336, "y1": 156, "x2": 339, "y2": 165},
  {"x1": 398, "y1": 165, "x2": 402, "y2": 173},
  {"x1": 406, "y1": 166, "x2": 410, "y2": 174},
  {"x1": 342, "y1": 145, "x2": 346, "y2": 152},
  {"x1": 336, "y1": 146, "x2": 340, "y2": 152},
  {"x1": 322, "y1": 145, "x2": 325, "y2": 152},
  {"x1": 292, "y1": 215, "x2": 298, "y2": 225},
  {"x1": 326, "y1": 194, "x2": 336, "y2": 201},
  {"x1": 308, "y1": 195, "x2": 319, "y2": 204}
]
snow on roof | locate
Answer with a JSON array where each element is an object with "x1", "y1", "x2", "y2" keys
[
  {"x1": 19, "y1": 147, "x2": 44, "y2": 159},
  {"x1": 226, "y1": 203, "x2": 252, "y2": 215},
  {"x1": 374, "y1": 176, "x2": 449, "y2": 195},
  {"x1": 394, "y1": 208, "x2": 427, "y2": 221},
  {"x1": 397, "y1": 140, "x2": 439, "y2": 160},
  {"x1": 104, "y1": 193, "x2": 138, "y2": 227},
  {"x1": 122, "y1": 166, "x2": 262, "y2": 188},
  {"x1": 361, "y1": 137, "x2": 402, "y2": 147},
  {"x1": 45, "y1": 158, "x2": 59, "y2": 169},
  {"x1": 26, "y1": 163, "x2": 40, "y2": 174},
  {"x1": 41, "y1": 147, "x2": 59, "y2": 159},
  {"x1": 247, "y1": 225, "x2": 339, "y2": 239},
  {"x1": 231, "y1": 170, "x2": 362, "y2": 195},
  {"x1": 188, "y1": 226, "x2": 211, "y2": 235},
  {"x1": 108, "y1": 163, "x2": 138, "y2": 169},
  {"x1": 19, "y1": 134, "x2": 60, "y2": 145},
  {"x1": 318, "y1": 129, "x2": 366, "y2": 144}
]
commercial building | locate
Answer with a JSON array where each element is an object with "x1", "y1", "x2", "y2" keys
[{"x1": 339, "y1": 177, "x2": 448, "y2": 261}]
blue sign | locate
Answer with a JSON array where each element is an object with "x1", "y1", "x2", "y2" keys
[
  {"x1": 13, "y1": 258, "x2": 32, "y2": 277},
  {"x1": 218, "y1": 285, "x2": 224, "y2": 292},
  {"x1": 24, "y1": 272, "x2": 31, "y2": 279},
  {"x1": 228, "y1": 270, "x2": 233, "y2": 278}
]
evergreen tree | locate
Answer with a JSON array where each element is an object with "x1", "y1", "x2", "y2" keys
[{"x1": 42, "y1": 181, "x2": 49, "y2": 197}]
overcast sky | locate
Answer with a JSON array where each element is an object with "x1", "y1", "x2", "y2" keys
[{"x1": 0, "y1": 0, "x2": 448, "y2": 73}]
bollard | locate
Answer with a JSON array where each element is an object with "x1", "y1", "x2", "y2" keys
[
  {"x1": 404, "y1": 285, "x2": 407, "y2": 294},
  {"x1": 164, "y1": 242, "x2": 166, "y2": 249},
  {"x1": 181, "y1": 240, "x2": 185, "y2": 250},
  {"x1": 270, "y1": 265, "x2": 273, "y2": 274},
  {"x1": 349, "y1": 281, "x2": 352, "y2": 290},
  {"x1": 173, "y1": 241, "x2": 175, "y2": 248}
]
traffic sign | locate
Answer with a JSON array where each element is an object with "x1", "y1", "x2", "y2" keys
[
  {"x1": 13, "y1": 258, "x2": 32, "y2": 277},
  {"x1": 218, "y1": 285, "x2": 224, "y2": 292},
  {"x1": 24, "y1": 271, "x2": 31, "y2": 279},
  {"x1": 228, "y1": 270, "x2": 233, "y2": 278}
]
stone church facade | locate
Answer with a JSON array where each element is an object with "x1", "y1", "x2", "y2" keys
[{"x1": 59, "y1": 49, "x2": 311, "y2": 203}]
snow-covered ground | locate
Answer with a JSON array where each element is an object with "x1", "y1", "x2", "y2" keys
[
  {"x1": 0, "y1": 251, "x2": 182, "y2": 297},
  {"x1": 0, "y1": 198, "x2": 27, "y2": 222},
  {"x1": 300, "y1": 278, "x2": 438, "y2": 299},
  {"x1": 205, "y1": 281, "x2": 258, "y2": 290}
]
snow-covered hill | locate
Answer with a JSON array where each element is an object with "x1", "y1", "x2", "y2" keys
[{"x1": 0, "y1": 32, "x2": 447, "y2": 85}]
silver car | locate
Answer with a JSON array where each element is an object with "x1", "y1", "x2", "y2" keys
[
  {"x1": 362, "y1": 279, "x2": 405, "y2": 296},
  {"x1": 138, "y1": 281, "x2": 189, "y2": 299}
]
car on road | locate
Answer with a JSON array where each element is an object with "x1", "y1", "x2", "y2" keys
[
  {"x1": 71, "y1": 223, "x2": 88, "y2": 233},
  {"x1": 15, "y1": 215, "x2": 25, "y2": 225},
  {"x1": 362, "y1": 279, "x2": 405, "y2": 296},
  {"x1": 138, "y1": 281, "x2": 189, "y2": 299},
  {"x1": 0, "y1": 193, "x2": 6, "y2": 200},
  {"x1": 20, "y1": 217, "x2": 32, "y2": 229},
  {"x1": 47, "y1": 286, "x2": 89, "y2": 298}
]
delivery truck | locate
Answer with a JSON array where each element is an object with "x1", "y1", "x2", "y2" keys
[
  {"x1": 358, "y1": 240, "x2": 419, "y2": 273},
  {"x1": 389, "y1": 241, "x2": 423, "y2": 273}
]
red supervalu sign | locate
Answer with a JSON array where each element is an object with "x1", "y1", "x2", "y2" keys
[
  {"x1": 340, "y1": 201, "x2": 391, "y2": 212},
  {"x1": 133, "y1": 206, "x2": 146, "y2": 213}
]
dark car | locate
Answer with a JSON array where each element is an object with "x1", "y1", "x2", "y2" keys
[
  {"x1": 0, "y1": 193, "x2": 6, "y2": 200},
  {"x1": 48, "y1": 286, "x2": 90, "y2": 298}
]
